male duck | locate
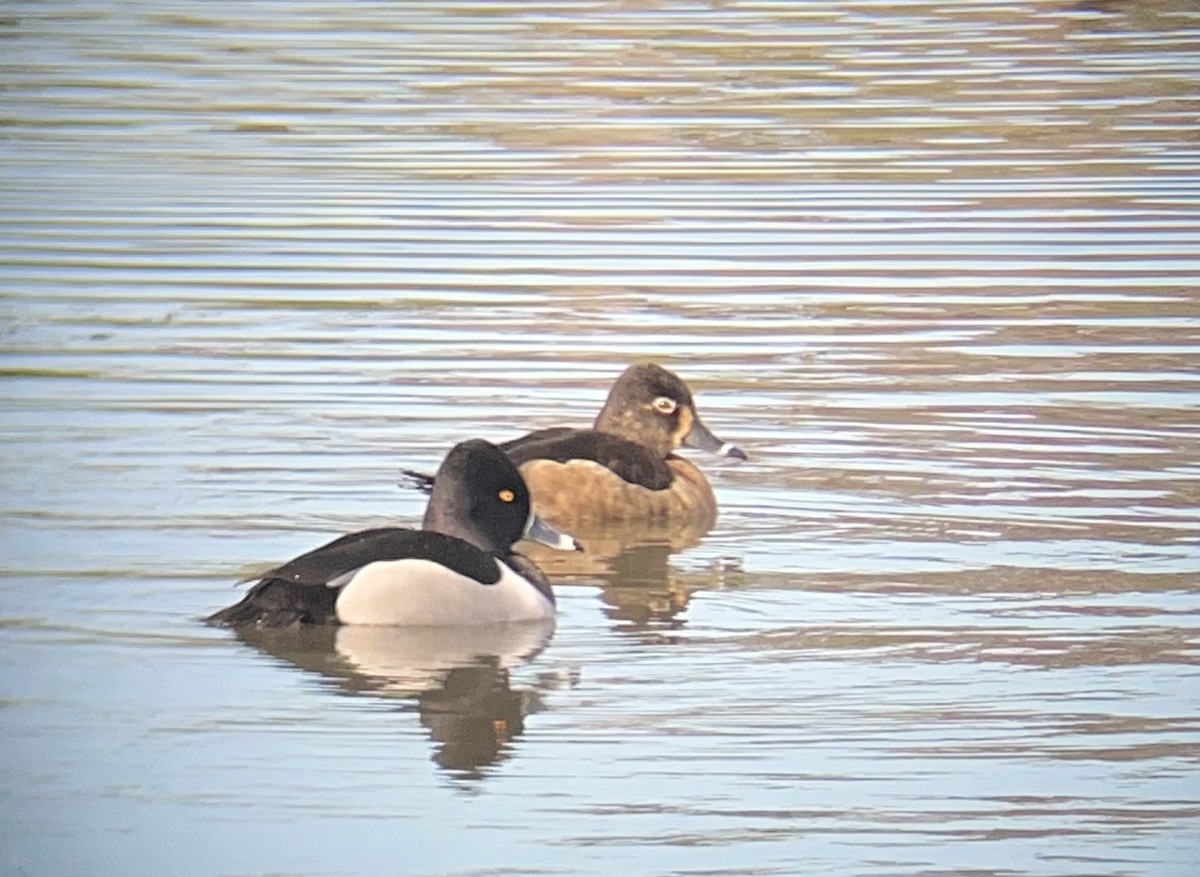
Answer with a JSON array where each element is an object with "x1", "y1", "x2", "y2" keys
[
  {"x1": 207, "y1": 439, "x2": 579, "y2": 628},
  {"x1": 405, "y1": 363, "x2": 746, "y2": 531}
]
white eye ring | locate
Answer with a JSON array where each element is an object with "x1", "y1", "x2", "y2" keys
[{"x1": 652, "y1": 396, "x2": 678, "y2": 414}]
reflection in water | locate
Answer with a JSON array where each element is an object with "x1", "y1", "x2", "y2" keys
[
  {"x1": 600, "y1": 543, "x2": 689, "y2": 632},
  {"x1": 574, "y1": 541, "x2": 701, "y2": 634},
  {"x1": 519, "y1": 500, "x2": 713, "y2": 575},
  {"x1": 527, "y1": 525, "x2": 745, "y2": 635},
  {"x1": 520, "y1": 512, "x2": 717, "y2": 632},
  {"x1": 594, "y1": 545, "x2": 745, "y2": 636},
  {"x1": 232, "y1": 621, "x2": 556, "y2": 780}
]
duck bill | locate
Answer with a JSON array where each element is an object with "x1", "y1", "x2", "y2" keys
[
  {"x1": 524, "y1": 512, "x2": 584, "y2": 552},
  {"x1": 683, "y1": 417, "x2": 748, "y2": 461}
]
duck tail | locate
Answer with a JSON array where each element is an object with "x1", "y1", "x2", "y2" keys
[
  {"x1": 398, "y1": 468, "x2": 436, "y2": 495},
  {"x1": 205, "y1": 578, "x2": 338, "y2": 628}
]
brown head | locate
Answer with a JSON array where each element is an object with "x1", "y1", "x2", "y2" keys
[{"x1": 592, "y1": 363, "x2": 747, "y2": 461}]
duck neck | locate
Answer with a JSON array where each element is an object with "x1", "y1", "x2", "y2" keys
[
  {"x1": 594, "y1": 404, "x2": 672, "y2": 457},
  {"x1": 422, "y1": 502, "x2": 502, "y2": 555}
]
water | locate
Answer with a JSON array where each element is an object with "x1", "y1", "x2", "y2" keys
[{"x1": 2, "y1": 1, "x2": 1199, "y2": 875}]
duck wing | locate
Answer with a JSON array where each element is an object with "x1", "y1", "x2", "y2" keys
[
  {"x1": 208, "y1": 529, "x2": 501, "y2": 628},
  {"x1": 496, "y1": 426, "x2": 576, "y2": 453},
  {"x1": 504, "y1": 429, "x2": 674, "y2": 490},
  {"x1": 398, "y1": 427, "x2": 674, "y2": 497}
]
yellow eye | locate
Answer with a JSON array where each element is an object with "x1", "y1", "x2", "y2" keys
[{"x1": 498, "y1": 489, "x2": 515, "y2": 503}]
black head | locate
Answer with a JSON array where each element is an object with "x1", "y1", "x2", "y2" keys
[
  {"x1": 423, "y1": 439, "x2": 578, "y2": 554},
  {"x1": 594, "y1": 363, "x2": 747, "y2": 461}
]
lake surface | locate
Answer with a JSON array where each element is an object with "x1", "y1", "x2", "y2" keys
[{"x1": 2, "y1": 1, "x2": 1199, "y2": 875}]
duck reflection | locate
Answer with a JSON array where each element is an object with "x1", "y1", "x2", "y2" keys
[
  {"x1": 594, "y1": 542, "x2": 690, "y2": 631},
  {"x1": 521, "y1": 516, "x2": 734, "y2": 635},
  {"x1": 233, "y1": 620, "x2": 556, "y2": 780}
]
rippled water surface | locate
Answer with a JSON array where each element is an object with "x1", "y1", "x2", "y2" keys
[{"x1": 2, "y1": 1, "x2": 1199, "y2": 875}]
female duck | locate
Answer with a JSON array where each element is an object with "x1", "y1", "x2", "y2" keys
[
  {"x1": 406, "y1": 363, "x2": 747, "y2": 531},
  {"x1": 207, "y1": 439, "x2": 579, "y2": 628}
]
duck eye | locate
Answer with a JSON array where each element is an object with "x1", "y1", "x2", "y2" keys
[
  {"x1": 498, "y1": 489, "x2": 515, "y2": 503},
  {"x1": 652, "y1": 396, "x2": 678, "y2": 414}
]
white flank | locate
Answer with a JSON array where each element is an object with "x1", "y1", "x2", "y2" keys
[{"x1": 334, "y1": 558, "x2": 555, "y2": 626}]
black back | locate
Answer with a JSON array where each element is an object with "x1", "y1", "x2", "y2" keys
[
  {"x1": 257, "y1": 528, "x2": 502, "y2": 588},
  {"x1": 503, "y1": 429, "x2": 674, "y2": 491},
  {"x1": 206, "y1": 529, "x2": 505, "y2": 628}
]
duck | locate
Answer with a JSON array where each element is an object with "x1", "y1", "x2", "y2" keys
[
  {"x1": 403, "y1": 363, "x2": 747, "y2": 533},
  {"x1": 206, "y1": 439, "x2": 580, "y2": 628}
]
